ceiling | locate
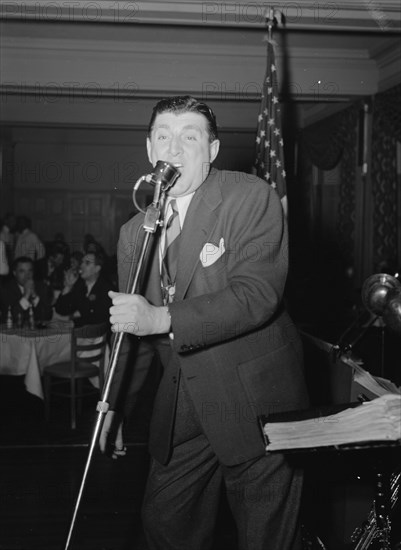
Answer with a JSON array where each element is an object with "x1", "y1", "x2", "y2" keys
[{"x1": 0, "y1": 0, "x2": 400, "y2": 131}]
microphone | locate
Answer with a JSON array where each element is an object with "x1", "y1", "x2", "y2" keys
[
  {"x1": 149, "y1": 161, "x2": 182, "y2": 193},
  {"x1": 133, "y1": 161, "x2": 181, "y2": 214},
  {"x1": 133, "y1": 161, "x2": 181, "y2": 192}
]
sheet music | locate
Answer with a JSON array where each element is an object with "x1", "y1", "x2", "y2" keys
[
  {"x1": 264, "y1": 394, "x2": 401, "y2": 451},
  {"x1": 341, "y1": 355, "x2": 401, "y2": 397}
]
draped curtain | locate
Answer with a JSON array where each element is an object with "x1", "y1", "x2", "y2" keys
[
  {"x1": 371, "y1": 84, "x2": 401, "y2": 272},
  {"x1": 300, "y1": 105, "x2": 358, "y2": 266},
  {"x1": 301, "y1": 107, "x2": 355, "y2": 171},
  {"x1": 299, "y1": 84, "x2": 400, "y2": 278}
]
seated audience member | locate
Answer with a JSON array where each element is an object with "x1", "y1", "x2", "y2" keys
[
  {"x1": 82, "y1": 233, "x2": 107, "y2": 256},
  {"x1": 0, "y1": 239, "x2": 9, "y2": 278},
  {"x1": 14, "y1": 216, "x2": 46, "y2": 262},
  {"x1": 82, "y1": 234, "x2": 115, "y2": 284},
  {"x1": 68, "y1": 250, "x2": 84, "y2": 276},
  {"x1": 82, "y1": 233, "x2": 96, "y2": 253},
  {"x1": 51, "y1": 232, "x2": 70, "y2": 255},
  {"x1": 35, "y1": 243, "x2": 69, "y2": 298},
  {"x1": 0, "y1": 220, "x2": 12, "y2": 279},
  {"x1": 0, "y1": 213, "x2": 17, "y2": 261},
  {"x1": 55, "y1": 251, "x2": 113, "y2": 326},
  {"x1": 0, "y1": 256, "x2": 53, "y2": 325}
]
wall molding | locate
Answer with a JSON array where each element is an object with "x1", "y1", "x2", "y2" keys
[
  {"x1": 0, "y1": 2, "x2": 399, "y2": 127},
  {"x1": 1, "y1": 1, "x2": 401, "y2": 32},
  {"x1": 1, "y1": 32, "x2": 379, "y2": 103}
]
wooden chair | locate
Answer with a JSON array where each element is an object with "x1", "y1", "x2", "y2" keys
[{"x1": 43, "y1": 323, "x2": 109, "y2": 429}]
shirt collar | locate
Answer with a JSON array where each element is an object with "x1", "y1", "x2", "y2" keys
[{"x1": 165, "y1": 192, "x2": 195, "y2": 228}]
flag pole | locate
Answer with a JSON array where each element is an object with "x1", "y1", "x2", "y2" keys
[
  {"x1": 265, "y1": 7, "x2": 284, "y2": 43},
  {"x1": 265, "y1": 8, "x2": 275, "y2": 43}
]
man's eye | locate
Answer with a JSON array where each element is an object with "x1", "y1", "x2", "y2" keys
[
  {"x1": 157, "y1": 134, "x2": 169, "y2": 141},
  {"x1": 185, "y1": 134, "x2": 197, "y2": 141}
]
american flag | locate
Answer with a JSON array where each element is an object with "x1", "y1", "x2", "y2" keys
[{"x1": 254, "y1": 40, "x2": 287, "y2": 212}]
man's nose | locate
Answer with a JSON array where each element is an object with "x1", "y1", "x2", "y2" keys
[{"x1": 168, "y1": 136, "x2": 182, "y2": 156}]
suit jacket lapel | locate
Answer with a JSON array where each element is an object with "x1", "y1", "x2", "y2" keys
[
  {"x1": 123, "y1": 221, "x2": 164, "y2": 307},
  {"x1": 175, "y1": 169, "x2": 222, "y2": 301},
  {"x1": 142, "y1": 234, "x2": 164, "y2": 306},
  {"x1": 14, "y1": 280, "x2": 23, "y2": 299}
]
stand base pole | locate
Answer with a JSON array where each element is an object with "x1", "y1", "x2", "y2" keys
[
  {"x1": 63, "y1": 230, "x2": 154, "y2": 550},
  {"x1": 64, "y1": 407, "x2": 108, "y2": 550}
]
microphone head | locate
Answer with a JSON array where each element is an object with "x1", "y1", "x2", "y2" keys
[
  {"x1": 150, "y1": 161, "x2": 181, "y2": 192},
  {"x1": 383, "y1": 287, "x2": 401, "y2": 333},
  {"x1": 362, "y1": 273, "x2": 401, "y2": 316}
]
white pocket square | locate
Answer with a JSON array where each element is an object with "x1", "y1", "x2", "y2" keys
[{"x1": 200, "y1": 238, "x2": 225, "y2": 268}]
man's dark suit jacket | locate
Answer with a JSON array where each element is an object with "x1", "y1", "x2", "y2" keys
[
  {"x1": 55, "y1": 276, "x2": 112, "y2": 326},
  {"x1": 0, "y1": 279, "x2": 53, "y2": 324},
  {"x1": 109, "y1": 168, "x2": 309, "y2": 466}
]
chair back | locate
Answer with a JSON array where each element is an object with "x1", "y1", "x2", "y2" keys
[{"x1": 71, "y1": 323, "x2": 109, "y2": 390}]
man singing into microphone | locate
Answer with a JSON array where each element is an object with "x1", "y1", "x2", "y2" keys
[{"x1": 100, "y1": 96, "x2": 309, "y2": 550}]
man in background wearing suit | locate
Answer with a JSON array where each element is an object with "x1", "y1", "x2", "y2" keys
[
  {"x1": 0, "y1": 256, "x2": 53, "y2": 325},
  {"x1": 55, "y1": 251, "x2": 112, "y2": 326},
  {"x1": 100, "y1": 96, "x2": 309, "y2": 550}
]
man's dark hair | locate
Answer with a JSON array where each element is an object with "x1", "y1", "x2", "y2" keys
[
  {"x1": 147, "y1": 96, "x2": 218, "y2": 142},
  {"x1": 86, "y1": 251, "x2": 105, "y2": 269},
  {"x1": 12, "y1": 256, "x2": 34, "y2": 271}
]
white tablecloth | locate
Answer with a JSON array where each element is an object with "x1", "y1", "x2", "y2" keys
[{"x1": 0, "y1": 322, "x2": 73, "y2": 399}]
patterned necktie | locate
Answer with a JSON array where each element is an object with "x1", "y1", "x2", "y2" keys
[{"x1": 161, "y1": 199, "x2": 181, "y2": 304}]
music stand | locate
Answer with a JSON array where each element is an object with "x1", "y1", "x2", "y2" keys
[{"x1": 261, "y1": 414, "x2": 400, "y2": 549}]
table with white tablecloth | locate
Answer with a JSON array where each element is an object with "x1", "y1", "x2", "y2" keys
[{"x1": 0, "y1": 322, "x2": 73, "y2": 399}]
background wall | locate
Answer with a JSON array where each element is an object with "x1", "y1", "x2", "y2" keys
[
  {"x1": 2, "y1": 125, "x2": 256, "y2": 252},
  {"x1": 1, "y1": 0, "x2": 400, "y2": 274}
]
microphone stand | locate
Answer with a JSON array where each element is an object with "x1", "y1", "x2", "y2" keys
[
  {"x1": 63, "y1": 161, "x2": 179, "y2": 550},
  {"x1": 337, "y1": 314, "x2": 379, "y2": 356}
]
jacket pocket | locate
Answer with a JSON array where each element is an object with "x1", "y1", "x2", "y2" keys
[{"x1": 236, "y1": 343, "x2": 309, "y2": 420}]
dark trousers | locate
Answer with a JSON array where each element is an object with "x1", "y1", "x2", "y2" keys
[{"x1": 142, "y1": 377, "x2": 304, "y2": 550}]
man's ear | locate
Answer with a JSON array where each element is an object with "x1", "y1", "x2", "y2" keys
[
  {"x1": 146, "y1": 138, "x2": 153, "y2": 165},
  {"x1": 209, "y1": 139, "x2": 220, "y2": 163}
]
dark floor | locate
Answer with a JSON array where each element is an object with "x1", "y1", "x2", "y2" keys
[
  {"x1": 1, "y1": 364, "x2": 400, "y2": 550},
  {"x1": 0, "y1": 375, "x2": 239, "y2": 550}
]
